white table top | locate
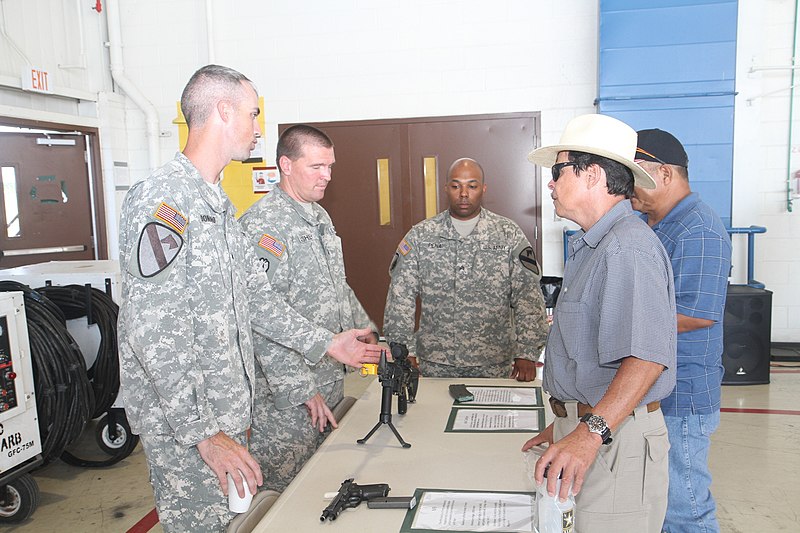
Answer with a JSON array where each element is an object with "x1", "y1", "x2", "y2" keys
[{"x1": 252, "y1": 377, "x2": 551, "y2": 532}]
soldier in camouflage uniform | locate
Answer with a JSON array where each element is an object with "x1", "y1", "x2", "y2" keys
[
  {"x1": 383, "y1": 158, "x2": 548, "y2": 380},
  {"x1": 117, "y1": 66, "x2": 381, "y2": 533},
  {"x1": 239, "y1": 125, "x2": 378, "y2": 491}
]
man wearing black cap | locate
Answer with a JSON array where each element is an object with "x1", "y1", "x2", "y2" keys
[{"x1": 633, "y1": 129, "x2": 731, "y2": 533}]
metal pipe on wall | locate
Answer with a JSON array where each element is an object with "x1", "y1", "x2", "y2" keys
[
  {"x1": 787, "y1": 0, "x2": 799, "y2": 212},
  {"x1": 105, "y1": 0, "x2": 159, "y2": 171},
  {"x1": 206, "y1": 0, "x2": 216, "y2": 63}
]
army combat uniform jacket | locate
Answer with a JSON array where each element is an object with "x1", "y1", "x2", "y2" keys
[
  {"x1": 239, "y1": 186, "x2": 375, "y2": 409},
  {"x1": 383, "y1": 209, "x2": 547, "y2": 368},
  {"x1": 118, "y1": 154, "x2": 334, "y2": 446}
]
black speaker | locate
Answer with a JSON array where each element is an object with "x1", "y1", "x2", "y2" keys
[{"x1": 722, "y1": 285, "x2": 772, "y2": 385}]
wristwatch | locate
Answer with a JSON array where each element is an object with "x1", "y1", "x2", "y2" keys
[{"x1": 580, "y1": 413, "x2": 612, "y2": 445}]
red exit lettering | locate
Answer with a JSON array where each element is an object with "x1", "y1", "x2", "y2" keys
[{"x1": 30, "y1": 69, "x2": 49, "y2": 92}]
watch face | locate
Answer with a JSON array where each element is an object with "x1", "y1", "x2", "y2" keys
[
  {"x1": 587, "y1": 416, "x2": 605, "y2": 432},
  {"x1": 581, "y1": 413, "x2": 612, "y2": 444}
]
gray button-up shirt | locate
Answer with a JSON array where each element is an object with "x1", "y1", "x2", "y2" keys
[{"x1": 542, "y1": 200, "x2": 677, "y2": 407}]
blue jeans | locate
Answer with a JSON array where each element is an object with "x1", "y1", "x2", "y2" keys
[{"x1": 662, "y1": 411, "x2": 720, "y2": 533}]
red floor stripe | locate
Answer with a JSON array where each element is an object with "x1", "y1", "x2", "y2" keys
[
  {"x1": 127, "y1": 508, "x2": 159, "y2": 533},
  {"x1": 721, "y1": 407, "x2": 800, "y2": 416}
]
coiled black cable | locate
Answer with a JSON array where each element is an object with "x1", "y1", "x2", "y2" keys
[
  {"x1": 0, "y1": 281, "x2": 94, "y2": 465},
  {"x1": 36, "y1": 285, "x2": 120, "y2": 417}
]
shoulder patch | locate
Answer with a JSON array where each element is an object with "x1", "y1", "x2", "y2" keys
[
  {"x1": 397, "y1": 239, "x2": 412, "y2": 256},
  {"x1": 138, "y1": 222, "x2": 183, "y2": 278},
  {"x1": 518, "y1": 246, "x2": 540, "y2": 276},
  {"x1": 153, "y1": 202, "x2": 188, "y2": 234},
  {"x1": 258, "y1": 233, "x2": 286, "y2": 258},
  {"x1": 389, "y1": 252, "x2": 400, "y2": 272}
]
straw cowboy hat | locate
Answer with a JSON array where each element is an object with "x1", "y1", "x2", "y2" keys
[{"x1": 528, "y1": 114, "x2": 656, "y2": 190}]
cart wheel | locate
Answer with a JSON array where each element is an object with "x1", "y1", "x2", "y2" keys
[
  {"x1": 0, "y1": 474, "x2": 40, "y2": 523},
  {"x1": 95, "y1": 410, "x2": 134, "y2": 454}
]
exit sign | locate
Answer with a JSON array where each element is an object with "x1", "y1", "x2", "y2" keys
[{"x1": 21, "y1": 65, "x2": 52, "y2": 94}]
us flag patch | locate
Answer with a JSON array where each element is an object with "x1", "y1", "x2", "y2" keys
[
  {"x1": 398, "y1": 239, "x2": 412, "y2": 256},
  {"x1": 259, "y1": 233, "x2": 285, "y2": 258},
  {"x1": 154, "y1": 202, "x2": 187, "y2": 234}
]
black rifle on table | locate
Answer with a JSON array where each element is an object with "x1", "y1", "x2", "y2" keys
[
  {"x1": 385, "y1": 341, "x2": 419, "y2": 414},
  {"x1": 320, "y1": 478, "x2": 390, "y2": 521},
  {"x1": 356, "y1": 341, "x2": 420, "y2": 448}
]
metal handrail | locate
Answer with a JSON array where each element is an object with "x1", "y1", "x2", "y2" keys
[{"x1": 562, "y1": 225, "x2": 767, "y2": 289}]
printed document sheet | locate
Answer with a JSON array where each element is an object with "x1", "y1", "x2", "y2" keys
[
  {"x1": 400, "y1": 489, "x2": 536, "y2": 532},
  {"x1": 466, "y1": 386, "x2": 542, "y2": 407},
  {"x1": 445, "y1": 407, "x2": 544, "y2": 433}
]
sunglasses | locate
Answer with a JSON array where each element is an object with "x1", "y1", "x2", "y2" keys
[{"x1": 551, "y1": 162, "x2": 578, "y2": 182}]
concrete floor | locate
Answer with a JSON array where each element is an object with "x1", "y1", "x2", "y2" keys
[{"x1": 5, "y1": 366, "x2": 800, "y2": 532}]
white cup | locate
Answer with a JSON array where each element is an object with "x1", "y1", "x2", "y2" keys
[{"x1": 227, "y1": 472, "x2": 254, "y2": 513}]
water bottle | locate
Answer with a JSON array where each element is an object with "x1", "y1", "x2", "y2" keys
[{"x1": 536, "y1": 466, "x2": 575, "y2": 533}]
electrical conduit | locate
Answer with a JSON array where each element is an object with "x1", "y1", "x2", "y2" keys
[{"x1": 105, "y1": 0, "x2": 160, "y2": 171}]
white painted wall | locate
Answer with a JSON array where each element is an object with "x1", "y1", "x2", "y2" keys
[
  {"x1": 733, "y1": 0, "x2": 800, "y2": 342},
  {"x1": 0, "y1": 0, "x2": 111, "y2": 102},
  {"x1": 0, "y1": 0, "x2": 797, "y2": 340}
]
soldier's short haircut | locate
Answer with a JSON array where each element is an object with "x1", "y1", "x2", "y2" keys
[
  {"x1": 567, "y1": 151, "x2": 634, "y2": 198},
  {"x1": 277, "y1": 125, "x2": 334, "y2": 168},
  {"x1": 447, "y1": 158, "x2": 485, "y2": 182},
  {"x1": 180, "y1": 65, "x2": 254, "y2": 128}
]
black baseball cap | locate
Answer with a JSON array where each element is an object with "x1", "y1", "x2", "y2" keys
[{"x1": 636, "y1": 129, "x2": 689, "y2": 168}]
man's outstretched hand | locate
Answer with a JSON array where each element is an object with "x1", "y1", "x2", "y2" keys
[{"x1": 327, "y1": 327, "x2": 383, "y2": 368}]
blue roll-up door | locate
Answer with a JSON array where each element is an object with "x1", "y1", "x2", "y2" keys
[{"x1": 598, "y1": 0, "x2": 738, "y2": 225}]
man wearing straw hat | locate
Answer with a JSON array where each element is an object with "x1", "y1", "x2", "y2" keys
[{"x1": 522, "y1": 114, "x2": 677, "y2": 532}]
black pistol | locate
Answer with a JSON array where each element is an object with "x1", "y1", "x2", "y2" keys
[{"x1": 320, "y1": 478, "x2": 391, "y2": 521}]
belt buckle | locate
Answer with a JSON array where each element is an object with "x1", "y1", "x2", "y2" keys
[{"x1": 549, "y1": 397, "x2": 568, "y2": 418}]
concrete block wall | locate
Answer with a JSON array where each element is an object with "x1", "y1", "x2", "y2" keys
[
  {"x1": 734, "y1": 0, "x2": 800, "y2": 341},
  {"x1": 0, "y1": 0, "x2": 110, "y2": 99},
  {"x1": 115, "y1": 0, "x2": 598, "y2": 277},
  {"x1": 0, "y1": 0, "x2": 797, "y2": 340}
]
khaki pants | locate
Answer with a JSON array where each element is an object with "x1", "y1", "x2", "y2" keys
[{"x1": 553, "y1": 402, "x2": 670, "y2": 533}]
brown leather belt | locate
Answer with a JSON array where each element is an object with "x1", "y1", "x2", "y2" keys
[{"x1": 549, "y1": 397, "x2": 660, "y2": 418}]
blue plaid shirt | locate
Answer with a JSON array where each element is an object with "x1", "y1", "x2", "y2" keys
[{"x1": 649, "y1": 193, "x2": 731, "y2": 416}]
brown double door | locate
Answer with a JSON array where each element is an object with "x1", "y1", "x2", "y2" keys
[{"x1": 283, "y1": 113, "x2": 541, "y2": 330}]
